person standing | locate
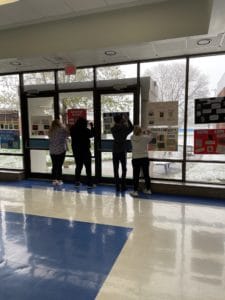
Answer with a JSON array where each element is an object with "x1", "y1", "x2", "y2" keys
[
  {"x1": 70, "y1": 117, "x2": 95, "y2": 188},
  {"x1": 111, "y1": 114, "x2": 133, "y2": 192},
  {"x1": 49, "y1": 119, "x2": 69, "y2": 186},
  {"x1": 130, "y1": 126, "x2": 152, "y2": 197}
]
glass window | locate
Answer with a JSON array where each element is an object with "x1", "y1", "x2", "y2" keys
[
  {"x1": 27, "y1": 97, "x2": 54, "y2": 139},
  {"x1": 0, "y1": 155, "x2": 23, "y2": 169},
  {"x1": 188, "y1": 54, "x2": 225, "y2": 162},
  {"x1": 30, "y1": 150, "x2": 51, "y2": 173},
  {"x1": 140, "y1": 59, "x2": 186, "y2": 161},
  {"x1": 62, "y1": 156, "x2": 95, "y2": 177},
  {"x1": 186, "y1": 162, "x2": 225, "y2": 184},
  {"x1": 102, "y1": 152, "x2": 132, "y2": 179},
  {"x1": 23, "y1": 72, "x2": 55, "y2": 85},
  {"x1": 150, "y1": 162, "x2": 182, "y2": 180},
  {"x1": 0, "y1": 74, "x2": 23, "y2": 169},
  {"x1": 96, "y1": 63, "x2": 137, "y2": 87},
  {"x1": 58, "y1": 68, "x2": 93, "y2": 84}
]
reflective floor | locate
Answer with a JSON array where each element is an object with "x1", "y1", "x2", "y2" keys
[{"x1": 0, "y1": 180, "x2": 225, "y2": 300}]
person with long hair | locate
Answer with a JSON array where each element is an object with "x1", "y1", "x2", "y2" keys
[
  {"x1": 49, "y1": 118, "x2": 69, "y2": 186},
  {"x1": 130, "y1": 125, "x2": 152, "y2": 197},
  {"x1": 70, "y1": 117, "x2": 95, "y2": 188}
]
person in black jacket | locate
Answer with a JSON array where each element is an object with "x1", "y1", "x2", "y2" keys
[
  {"x1": 70, "y1": 117, "x2": 95, "y2": 188},
  {"x1": 111, "y1": 114, "x2": 133, "y2": 192}
]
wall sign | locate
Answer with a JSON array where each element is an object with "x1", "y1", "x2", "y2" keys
[
  {"x1": 195, "y1": 97, "x2": 225, "y2": 124},
  {"x1": 31, "y1": 116, "x2": 52, "y2": 136},
  {"x1": 148, "y1": 127, "x2": 178, "y2": 151},
  {"x1": 147, "y1": 101, "x2": 178, "y2": 126},
  {"x1": 194, "y1": 129, "x2": 225, "y2": 154},
  {"x1": 0, "y1": 110, "x2": 20, "y2": 149},
  {"x1": 67, "y1": 109, "x2": 87, "y2": 126}
]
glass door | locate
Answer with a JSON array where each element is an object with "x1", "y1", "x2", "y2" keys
[
  {"x1": 98, "y1": 92, "x2": 135, "y2": 182},
  {"x1": 24, "y1": 94, "x2": 55, "y2": 177},
  {"x1": 59, "y1": 91, "x2": 95, "y2": 179}
]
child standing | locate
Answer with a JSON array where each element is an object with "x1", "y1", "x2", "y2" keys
[{"x1": 130, "y1": 126, "x2": 152, "y2": 197}]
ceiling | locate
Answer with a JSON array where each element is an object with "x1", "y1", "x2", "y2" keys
[{"x1": 0, "y1": 0, "x2": 224, "y2": 73}]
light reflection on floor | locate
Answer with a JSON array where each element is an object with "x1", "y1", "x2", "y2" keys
[{"x1": 0, "y1": 180, "x2": 225, "y2": 300}]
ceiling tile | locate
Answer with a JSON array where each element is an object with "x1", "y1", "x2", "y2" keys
[
  {"x1": 65, "y1": 0, "x2": 106, "y2": 12},
  {"x1": 187, "y1": 34, "x2": 223, "y2": 50},
  {"x1": 153, "y1": 38, "x2": 187, "y2": 56}
]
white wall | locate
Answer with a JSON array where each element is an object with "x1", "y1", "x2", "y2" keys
[{"x1": 0, "y1": 0, "x2": 212, "y2": 60}]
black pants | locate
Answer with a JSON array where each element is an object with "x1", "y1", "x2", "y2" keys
[
  {"x1": 73, "y1": 150, "x2": 92, "y2": 185},
  {"x1": 50, "y1": 152, "x2": 66, "y2": 180},
  {"x1": 132, "y1": 157, "x2": 151, "y2": 191},
  {"x1": 112, "y1": 152, "x2": 127, "y2": 188}
]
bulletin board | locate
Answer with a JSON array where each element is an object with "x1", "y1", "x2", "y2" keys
[
  {"x1": 0, "y1": 130, "x2": 20, "y2": 149},
  {"x1": 0, "y1": 110, "x2": 20, "y2": 149},
  {"x1": 194, "y1": 129, "x2": 225, "y2": 154},
  {"x1": 195, "y1": 97, "x2": 225, "y2": 124},
  {"x1": 31, "y1": 116, "x2": 52, "y2": 137},
  {"x1": 148, "y1": 127, "x2": 178, "y2": 151},
  {"x1": 67, "y1": 109, "x2": 87, "y2": 126},
  {"x1": 147, "y1": 101, "x2": 178, "y2": 126}
]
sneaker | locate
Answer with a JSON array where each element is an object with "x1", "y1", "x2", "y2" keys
[
  {"x1": 130, "y1": 191, "x2": 138, "y2": 197},
  {"x1": 143, "y1": 189, "x2": 152, "y2": 195},
  {"x1": 52, "y1": 180, "x2": 58, "y2": 186},
  {"x1": 87, "y1": 184, "x2": 96, "y2": 189},
  {"x1": 57, "y1": 180, "x2": 63, "y2": 186},
  {"x1": 75, "y1": 182, "x2": 80, "y2": 187}
]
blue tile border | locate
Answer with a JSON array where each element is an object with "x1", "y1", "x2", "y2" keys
[
  {"x1": 0, "y1": 211, "x2": 132, "y2": 300},
  {"x1": 0, "y1": 179, "x2": 225, "y2": 207}
]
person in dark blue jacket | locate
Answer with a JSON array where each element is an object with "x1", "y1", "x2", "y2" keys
[{"x1": 70, "y1": 117, "x2": 95, "y2": 188}]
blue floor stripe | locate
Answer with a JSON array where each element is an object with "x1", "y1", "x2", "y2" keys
[
  {"x1": 0, "y1": 211, "x2": 132, "y2": 300},
  {"x1": 0, "y1": 179, "x2": 225, "y2": 207}
]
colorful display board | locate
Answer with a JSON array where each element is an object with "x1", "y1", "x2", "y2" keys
[
  {"x1": 148, "y1": 128, "x2": 178, "y2": 151},
  {"x1": 0, "y1": 130, "x2": 20, "y2": 149},
  {"x1": 0, "y1": 110, "x2": 20, "y2": 149},
  {"x1": 194, "y1": 129, "x2": 225, "y2": 154},
  {"x1": 67, "y1": 109, "x2": 87, "y2": 126},
  {"x1": 103, "y1": 112, "x2": 129, "y2": 134},
  {"x1": 195, "y1": 97, "x2": 225, "y2": 124},
  {"x1": 147, "y1": 101, "x2": 178, "y2": 126},
  {"x1": 31, "y1": 116, "x2": 52, "y2": 136}
]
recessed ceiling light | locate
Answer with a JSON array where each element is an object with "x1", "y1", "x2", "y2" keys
[
  {"x1": 197, "y1": 38, "x2": 212, "y2": 46},
  {"x1": 0, "y1": 0, "x2": 19, "y2": 5},
  {"x1": 104, "y1": 50, "x2": 117, "y2": 56}
]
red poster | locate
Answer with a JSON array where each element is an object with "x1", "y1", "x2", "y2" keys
[
  {"x1": 194, "y1": 129, "x2": 225, "y2": 154},
  {"x1": 67, "y1": 109, "x2": 87, "y2": 126}
]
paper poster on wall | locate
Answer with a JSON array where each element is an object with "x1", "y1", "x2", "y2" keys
[
  {"x1": 31, "y1": 116, "x2": 52, "y2": 136},
  {"x1": 0, "y1": 130, "x2": 20, "y2": 149},
  {"x1": 67, "y1": 109, "x2": 87, "y2": 126},
  {"x1": 195, "y1": 97, "x2": 225, "y2": 124},
  {"x1": 103, "y1": 112, "x2": 129, "y2": 134},
  {"x1": 147, "y1": 101, "x2": 178, "y2": 126},
  {"x1": 148, "y1": 127, "x2": 178, "y2": 151},
  {"x1": 0, "y1": 110, "x2": 20, "y2": 149},
  {"x1": 194, "y1": 129, "x2": 225, "y2": 154},
  {"x1": 0, "y1": 110, "x2": 19, "y2": 130}
]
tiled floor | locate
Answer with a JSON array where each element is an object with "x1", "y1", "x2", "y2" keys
[{"x1": 0, "y1": 180, "x2": 225, "y2": 300}]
